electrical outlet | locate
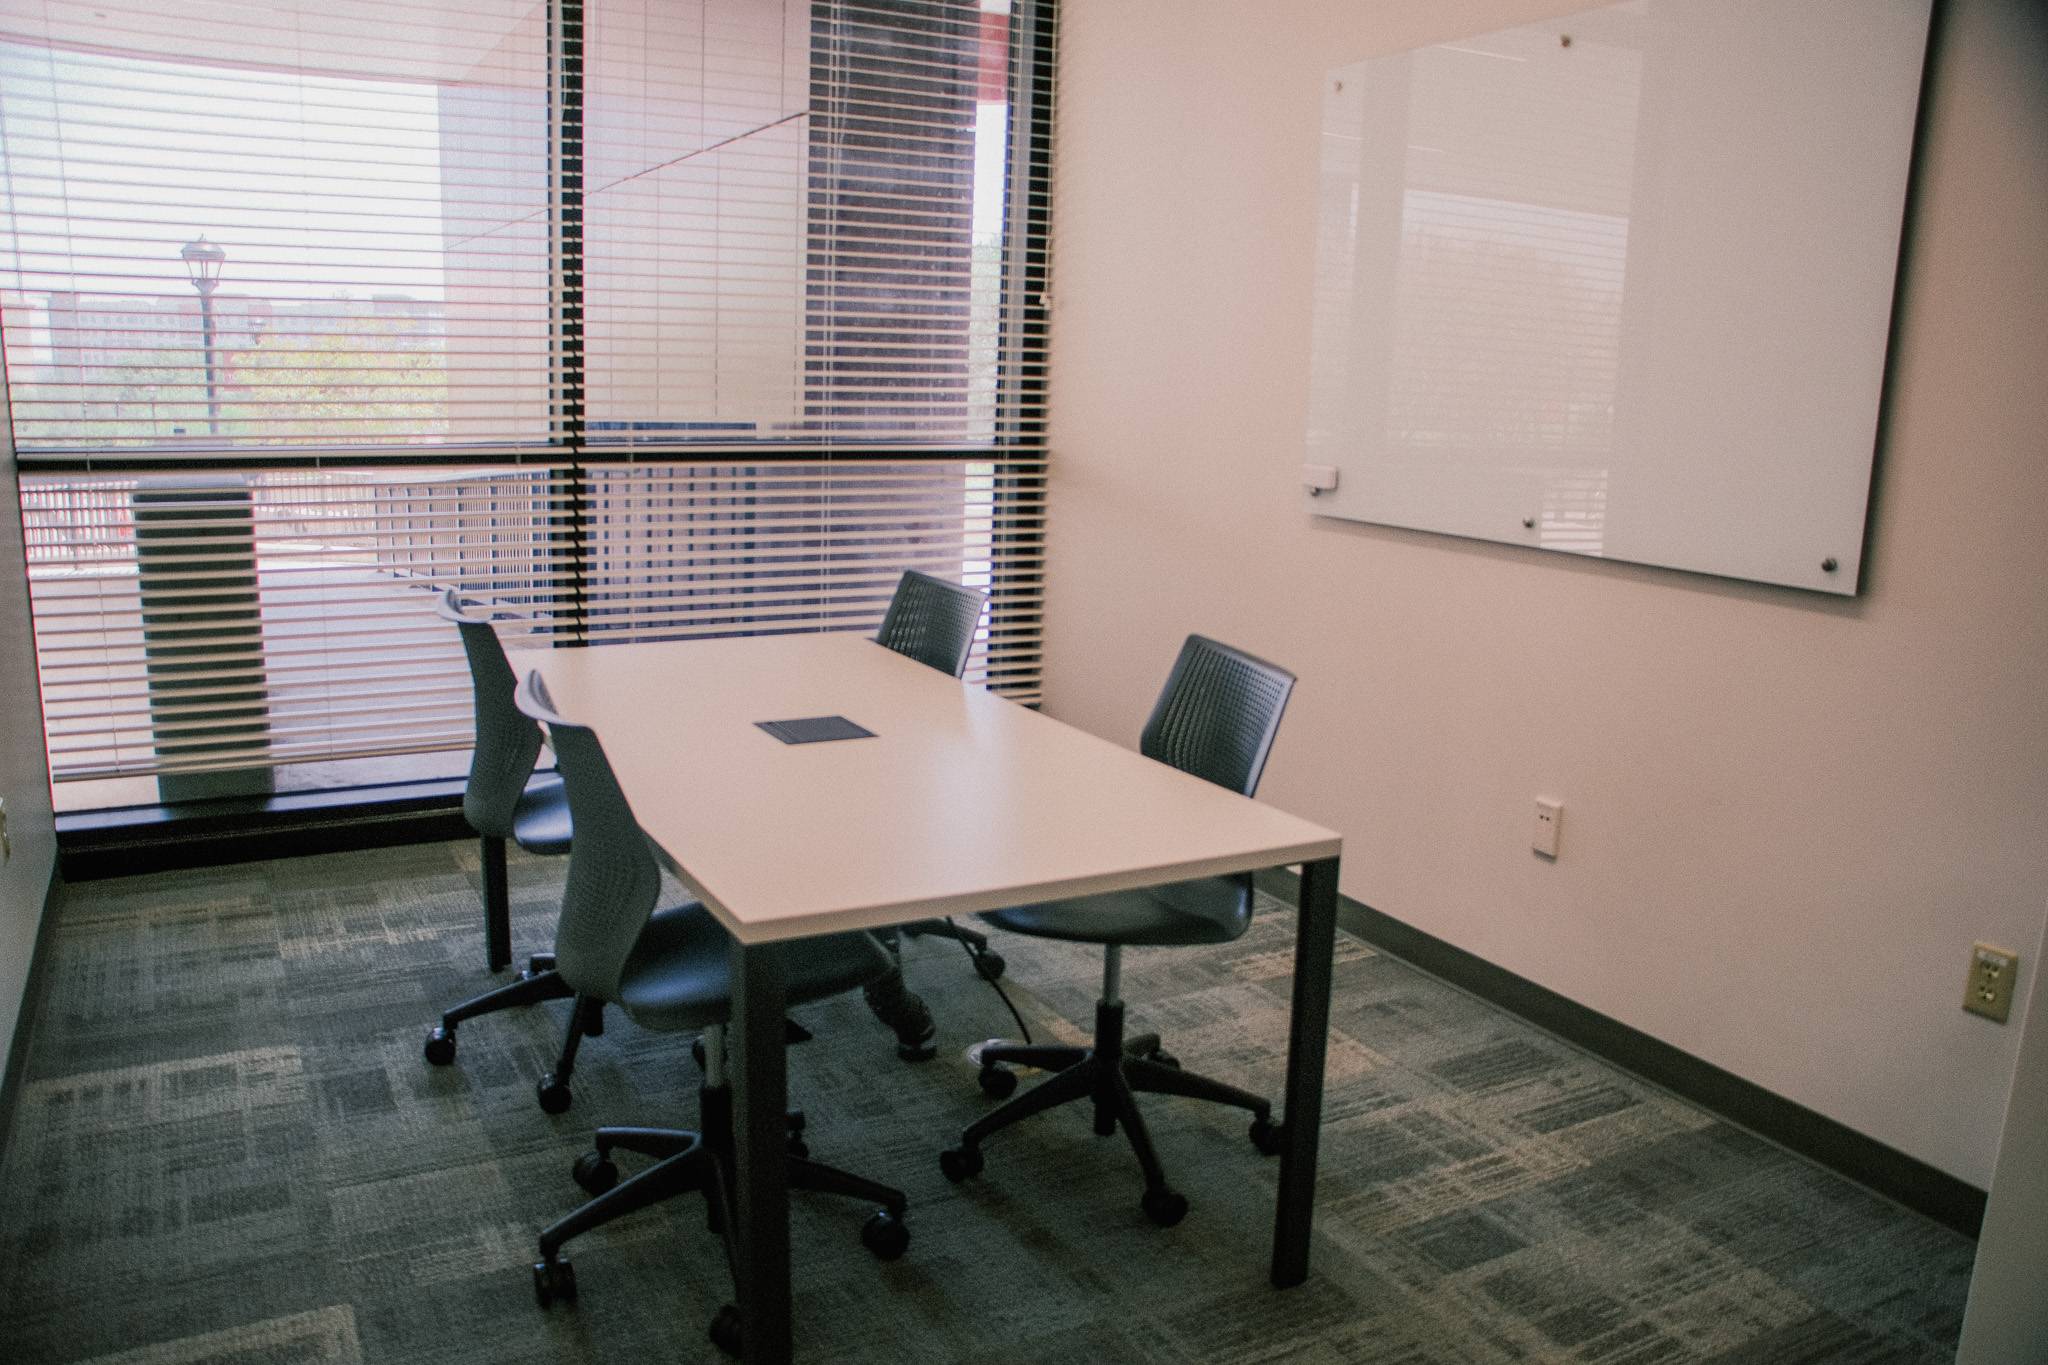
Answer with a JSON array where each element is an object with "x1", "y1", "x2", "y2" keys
[
  {"x1": 1531, "y1": 798, "x2": 1562, "y2": 858},
  {"x1": 1963, "y1": 942, "x2": 2019, "y2": 1023}
]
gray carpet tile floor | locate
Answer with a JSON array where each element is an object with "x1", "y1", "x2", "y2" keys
[{"x1": 0, "y1": 840, "x2": 1974, "y2": 1363}]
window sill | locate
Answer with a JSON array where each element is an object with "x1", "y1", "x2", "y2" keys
[{"x1": 57, "y1": 778, "x2": 474, "y2": 881}]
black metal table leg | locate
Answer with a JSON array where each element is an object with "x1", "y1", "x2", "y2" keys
[
  {"x1": 481, "y1": 834, "x2": 511, "y2": 972},
  {"x1": 728, "y1": 936, "x2": 792, "y2": 1363},
  {"x1": 1273, "y1": 854, "x2": 1339, "y2": 1288}
]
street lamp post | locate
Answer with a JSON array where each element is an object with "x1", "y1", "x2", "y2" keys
[{"x1": 181, "y1": 235, "x2": 226, "y2": 436}]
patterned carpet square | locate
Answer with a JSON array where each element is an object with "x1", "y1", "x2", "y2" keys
[{"x1": 0, "y1": 841, "x2": 1972, "y2": 1363}]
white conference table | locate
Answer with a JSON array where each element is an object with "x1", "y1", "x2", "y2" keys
[{"x1": 511, "y1": 631, "x2": 1344, "y2": 1363}]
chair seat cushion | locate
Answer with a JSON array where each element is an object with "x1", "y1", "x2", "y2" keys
[
  {"x1": 510, "y1": 775, "x2": 572, "y2": 854},
  {"x1": 616, "y1": 903, "x2": 894, "y2": 1032},
  {"x1": 981, "y1": 874, "x2": 1255, "y2": 948}
]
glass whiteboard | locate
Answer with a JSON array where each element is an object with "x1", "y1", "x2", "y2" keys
[{"x1": 1304, "y1": 0, "x2": 1932, "y2": 595}]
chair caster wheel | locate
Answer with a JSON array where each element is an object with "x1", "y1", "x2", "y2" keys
[
  {"x1": 571, "y1": 1151, "x2": 618, "y2": 1194},
  {"x1": 787, "y1": 1136, "x2": 810, "y2": 1159},
  {"x1": 709, "y1": 1304, "x2": 743, "y2": 1357},
  {"x1": 977, "y1": 1064, "x2": 1018, "y2": 1099},
  {"x1": 535, "y1": 1074, "x2": 573, "y2": 1114},
  {"x1": 423, "y1": 1027, "x2": 455, "y2": 1066},
  {"x1": 786, "y1": 1110, "x2": 806, "y2": 1134},
  {"x1": 896, "y1": 1036, "x2": 938, "y2": 1063},
  {"x1": 1141, "y1": 1187, "x2": 1189, "y2": 1227},
  {"x1": 1249, "y1": 1115, "x2": 1284, "y2": 1156},
  {"x1": 532, "y1": 1256, "x2": 577, "y2": 1307},
  {"x1": 861, "y1": 1209, "x2": 910, "y2": 1260},
  {"x1": 691, "y1": 1036, "x2": 706, "y2": 1071},
  {"x1": 974, "y1": 951, "x2": 1007, "y2": 981},
  {"x1": 870, "y1": 979, "x2": 937, "y2": 1062},
  {"x1": 1149, "y1": 1049, "x2": 1180, "y2": 1070},
  {"x1": 938, "y1": 1145, "x2": 984, "y2": 1182}
]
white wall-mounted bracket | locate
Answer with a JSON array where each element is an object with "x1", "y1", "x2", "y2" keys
[{"x1": 1301, "y1": 464, "x2": 1339, "y2": 496}]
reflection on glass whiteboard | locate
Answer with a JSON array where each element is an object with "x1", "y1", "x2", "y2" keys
[{"x1": 1304, "y1": 0, "x2": 1932, "y2": 595}]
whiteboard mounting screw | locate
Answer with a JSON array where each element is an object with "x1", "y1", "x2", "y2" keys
[
  {"x1": 1522, "y1": 517, "x2": 1535, "y2": 529},
  {"x1": 1821, "y1": 557, "x2": 1838, "y2": 573},
  {"x1": 1560, "y1": 34, "x2": 1572, "y2": 47},
  {"x1": 1333, "y1": 80, "x2": 1344, "y2": 92}
]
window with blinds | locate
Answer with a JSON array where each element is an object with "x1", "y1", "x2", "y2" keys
[
  {"x1": 0, "y1": 0, "x2": 556, "y2": 451},
  {"x1": 1, "y1": 0, "x2": 1053, "y2": 809}
]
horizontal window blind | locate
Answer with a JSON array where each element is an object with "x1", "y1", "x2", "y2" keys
[
  {"x1": 572, "y1": 458, "x2": 1045, "y2": 693},
  {"x1": 22, "y1": 455, "x2": 1044, "y2": 782},
  {"x1": 0, "y1": 0, "x2": 557, "y2": 455},
  {"x1": 583, "y1": 0, "x2": 1046, "y2": 448},
  {"x1": 23, "y1": 466, "x2": 571, "y2": 780},
  {"x1": 4, "y1": 0, "x2": 1053, "y2": 802}
]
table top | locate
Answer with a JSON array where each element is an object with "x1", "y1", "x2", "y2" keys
[{"x1": 509, "y1": 632, "x2": 1342, "y2": 945}]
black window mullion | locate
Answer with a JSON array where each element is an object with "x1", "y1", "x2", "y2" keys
[
  {"x1": 551, "y1": 0, "x2": 590, "y2": 640},
  {"x1": 990, "y1": 0, "x2": 1054, "y2": 687}
]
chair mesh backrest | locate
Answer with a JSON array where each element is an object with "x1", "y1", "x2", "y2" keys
[
  {"x1": 513, "y1": 671, "x2": 663, "y2": 1002},
  {"x1": 438, "y1": 590, "x2": 544, "y2": 839},
  {"x1": 1140, "y1": 635, "x2": 1296, "y2": 797},
  {"x1": 875, "y1": 570, "x2": 987, "y2": 678}
]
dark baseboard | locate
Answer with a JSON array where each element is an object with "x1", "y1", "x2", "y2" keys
[
  {"x1": 0, "y1": 865, "x2": 63, "y2": 1157},
  {"x1": 1257, "y1": 869, "x2": 1987, "y2": 1239},
  {"x1": 59, "y1": 780, "x2": 471, "y2": 882}
]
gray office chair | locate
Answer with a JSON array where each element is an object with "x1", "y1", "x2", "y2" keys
[
  {"x1": 876, "y1": 568, "x2": 989, "y2": 677},
  {"x1": 863, "y1": 570, "x2": 1006, "y2": 1063},
  {"x1": 422, "y1": 590, "x2": 596, "y2": 1116},
  {"x1": 939, "y1": 635, "x2": 1295, "y2": 1226},
  {"x1": 514, "y1": 670, "x2": 909, "y2": 1357}
]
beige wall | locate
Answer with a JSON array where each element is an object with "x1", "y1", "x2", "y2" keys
[
  {"x1": 0, "y1": 357, "x2": 58, "y2": 1076},
  {"x1": 1041, "y1": 0, "x2": 2048, "y2": 1185}
]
